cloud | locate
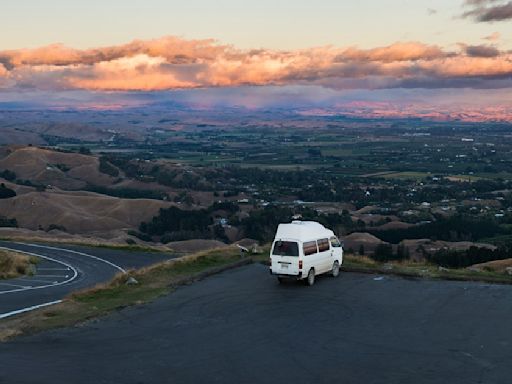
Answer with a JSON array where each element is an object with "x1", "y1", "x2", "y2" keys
[
  {"x1": 484, "y1": 32, "x2": 502, "y2": 41},
  {"x1": 464, "y1": 44, "x2": 500, "y2": 57},
  {"x1": 463, "y1": 0, "x2": 512, "y2": 22},
  {"x1": 1, "y1": 36, "x2": 512, "y2": 92}
]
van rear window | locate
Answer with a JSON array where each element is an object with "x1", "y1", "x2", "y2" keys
[
  {"x1": 303, "y1": 241, "x2": 318, "y2": 256},
  {"x1": 272, "y1": 241, "x2": 299, "y2": 257}
]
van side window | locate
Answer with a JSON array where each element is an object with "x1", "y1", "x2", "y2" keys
[
  {"x1": 330, "y1": 236, "x2": 341, "y2": 248},
  {"x1": 303, "y1": 241, "x2": 318, "y2": 256},
  {"x1": 317, "y1": 238, "x2": 330, "y2": 252}
]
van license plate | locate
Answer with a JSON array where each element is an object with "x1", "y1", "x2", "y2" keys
[{"x1": 281, "y1": 264, "x2": 289, "y2": 269}]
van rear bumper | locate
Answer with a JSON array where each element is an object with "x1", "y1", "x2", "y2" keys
[{"x1": 269, "y1": 268, "x2": 303, "y2": 279}]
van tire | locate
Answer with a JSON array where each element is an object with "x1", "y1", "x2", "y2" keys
[
  {"x1": 305, "y1": 269, "x2": 315, "y2": 286},
  {"x1": 331, "y1": 261, "x2": 340, "y2": 277}
]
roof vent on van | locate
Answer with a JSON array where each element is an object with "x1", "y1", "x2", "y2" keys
[{"x1": 292, "y1": 220, "x2": 303, "y2": 224}]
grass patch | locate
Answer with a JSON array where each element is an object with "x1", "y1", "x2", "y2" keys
[
  {"x1": 0, "y1": 246, "x2": 248, "y2": 341},
  {"x1": 0, "y1": 250, "x2": 37, "y2": 279}
]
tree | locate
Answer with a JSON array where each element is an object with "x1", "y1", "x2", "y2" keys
[{"x1": 371, "y1": 244, "x2": 394, "y2": 262}]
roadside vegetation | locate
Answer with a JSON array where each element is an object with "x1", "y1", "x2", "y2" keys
[
  {"x1": 342, "y1": 254, "x2": 512, "y2": 285},
  {"x1": 0, "y1": 250, "x2": 37, "y2": 279}
]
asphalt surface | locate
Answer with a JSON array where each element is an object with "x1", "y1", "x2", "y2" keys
[
  {"x1": 0, "y1": 241, "x2": 178, "y2": 318},
  {"x1": 1, "y1": 263, "x2": 511, "y2": 384}
]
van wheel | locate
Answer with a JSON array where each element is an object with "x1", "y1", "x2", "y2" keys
[
  {"x1": 331, "y1": 261, "x2": 340, "y2": 277},
  {"x1": 305, "y1": 269, "x2": 315, "y2": 286}
]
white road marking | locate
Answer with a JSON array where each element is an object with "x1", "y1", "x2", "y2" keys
[
  {"x1": 16, "y1": 278, "x2": 61, "y2": 284},
  {"x1": 19, "y1": 243, "x2": 127, "y2": 274},
  {"x1": 29, "y1": 275, "x2": 68, "y2": 278},
  {"x1": 38, "y1": 268, "x2": 71, "y2": 271},
  {"x1": 0, "y1": 282, "x2": 31, "y2": 289},
  {"x1": 0, "y1": 247, "x2": 79, "y2": 295},
  {"x1": 0, "y1": 300, "x2": 63, "y2": 320}
]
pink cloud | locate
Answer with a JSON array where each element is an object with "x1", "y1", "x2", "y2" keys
[{"x1": 1, "y1": 36, "x2": 512, "y2": 92}]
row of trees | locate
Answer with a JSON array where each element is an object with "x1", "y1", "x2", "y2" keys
[
  {"x1": 369, "y1": 244, "x2": 411, "y2": 262},
  {"x1": 370, "y1": 215, "x2": 504, "y2": 244},
  {"x1": 426, "y1": 246, "x2": 512, "y2": 268}
]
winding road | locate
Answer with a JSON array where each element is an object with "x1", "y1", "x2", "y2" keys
[{"x1": 0, "y1": 241, "x2": 179, "y2": 319}]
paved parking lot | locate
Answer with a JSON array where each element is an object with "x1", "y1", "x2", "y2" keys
[{"x1": 1, "y1": 263, "x2": 511, "y2": 384}]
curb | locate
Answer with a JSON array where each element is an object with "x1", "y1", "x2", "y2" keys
[{"x1": 169, "y1": 258, "x2": 253, "y2": 288}]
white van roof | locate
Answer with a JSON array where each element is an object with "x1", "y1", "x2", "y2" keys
[{"x1": 274, "y1": 221, "x2": 334, "y2": 242}]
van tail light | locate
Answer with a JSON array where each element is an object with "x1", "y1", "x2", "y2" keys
[{"x1": 299, "y1": 260, "x2": 303, "y2": 269}]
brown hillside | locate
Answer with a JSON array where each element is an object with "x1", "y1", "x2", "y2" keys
[
  {"x1": 343, "y1": 232, "x2": 387, "y2": 253},
  {"x1": 0, "y1": 147, "x2": 118, "y2": 189},
  {"x1": 468, "y1": 258, "x2": 512, "y2": 273},
  {"x1": 0, "y1": 191, "x2": 170, "y2": 233}
]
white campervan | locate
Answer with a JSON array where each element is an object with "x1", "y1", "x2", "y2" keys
[{"x1": 269, "y1": 221, "x2": 343, "y2": 286}]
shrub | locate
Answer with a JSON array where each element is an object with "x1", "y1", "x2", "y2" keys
[
  {"x1": 47, "y1": 224, "x2": 67, "y2": 232},
  {"x1": 0, "y1": 169, "x2": 16, "y2": 182},
  {"x1": 0, "y1": 216, "x2": 17, "y2": 228},
  {"x1": 98, "y1": 157, "x2": 120, "y2": 177},
  {"x1": 0, "y1": 183, "x2": 16, "y2": 199}
]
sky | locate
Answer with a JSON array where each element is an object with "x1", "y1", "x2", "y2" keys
[{"x1": 1, "y1": 0, "x2": 512, "y2": 119}]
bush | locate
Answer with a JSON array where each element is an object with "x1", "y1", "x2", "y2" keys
[
  {"x1": 127, "y1": 230, "x2": 152, "y2": 242},
  {"x1": 47, "y1": 224, "x2": 67, "y2": 232},
  {"x1": 98, "y1": 157, "x2": 120, "y2": 177},
  {"x1": 78, "y1": 146, "x2": 91, "y2": 155},
  {"x1": 0, "y1": 169, "x2": 16, "y2": 182},
  {"x1": 0, "y1": 183, "x2": 16, "y2": 199},
  {"x1": 0, "y1": 216, "x2": 17, "y2": 228},
  {"x1": 86, "y1": 185, "x2": 167, "y2": 200}
]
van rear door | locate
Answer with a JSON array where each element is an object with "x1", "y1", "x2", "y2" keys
[{"x1": 271, "y1": 240, "x2": 300, "y2": 276}]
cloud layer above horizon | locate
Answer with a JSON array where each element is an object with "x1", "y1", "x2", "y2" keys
[
  {"x1": 1, "y1": 36, "x2": 512, "y2": 93},
  {"x1": 463, "y1": 0, "x2": 512, "y2": 22}
]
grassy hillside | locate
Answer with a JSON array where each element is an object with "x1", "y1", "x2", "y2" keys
[
  {"x1": 0, "y1": 146, "x2": 119, "y2": 189},
  {"x1": 0, "y1": 191, "x2": 172, "y2": 233}
]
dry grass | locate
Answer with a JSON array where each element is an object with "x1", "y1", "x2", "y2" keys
[
  {"x1": 0, "y1": 250, "x2": 35, "y2": 279},
  {"x1": 344, "y1": 254, "x2": 377, "y2": 266}
]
